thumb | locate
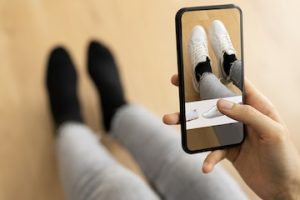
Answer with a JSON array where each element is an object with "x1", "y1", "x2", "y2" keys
[{"x1": 217, "y1": 99, "x2": 280, "y2": 139}]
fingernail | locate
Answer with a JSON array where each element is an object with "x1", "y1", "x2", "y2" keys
[{"x1": 219, "y1": 99, "x2": 234, "y2": 110}]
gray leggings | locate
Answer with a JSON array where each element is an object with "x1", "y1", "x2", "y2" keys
[
  {"x1": 57, "y1": 104, "x2": 246, "y2": 200},
  {"x1": 200, "y1": 60, "x2": 242, "y2": 99}
]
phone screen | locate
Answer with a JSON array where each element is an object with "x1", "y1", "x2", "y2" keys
[{"x1": 176, "y1": 5, "x2": 245, "y2": 153}]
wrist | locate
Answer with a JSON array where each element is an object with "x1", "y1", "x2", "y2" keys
[
  {"x1": 274, "y1": 179, "x2": 300, "y2": 200},
  {"x1": 274, "y1": 191, "x2": 299, "y2": 200}
]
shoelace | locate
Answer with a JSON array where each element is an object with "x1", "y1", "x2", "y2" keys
[
  {"x1": 191, "y1": 40, "x2": 208, "y2": 66},
  {"x1": 218, "y1": 33, "x2": 235, "y2": 54}
]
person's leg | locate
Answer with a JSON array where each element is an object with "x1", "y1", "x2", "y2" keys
[
  {"x1": 229, "y1": 60, "x2": 243, "y2": 90},
  {"x1": 196, "y1": 59, "x2": 243, "y2": 98},
  {"x1": 87, "y1": 41, "x2": 126, "y2": 131},
  {"x1": 199, "y1": 72, "x2": 235, "y2": 100},
  {"x1": 209, "y1": 20, "x2": 243, "y2": 91},
  {"x1": 57, "y1": 122, "x2": 160, "y2": 200},
  {"x1": 87, "y1": 42, "x2": 246, "y2": 200},
  {"x1": 46, "y1": 47, "x2": 159, "y2": 200},
  {"x1": 111, "y1": 105, "x2": 247, "y2": 200}
]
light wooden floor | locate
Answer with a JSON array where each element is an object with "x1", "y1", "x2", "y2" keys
[{"x1": 0, "y1": 0, "x2": 300, "y2": 199}]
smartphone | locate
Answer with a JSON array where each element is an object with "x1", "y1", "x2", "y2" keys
[{"x1": 175, "y1": 4, "x2": 245, "y2": 153}]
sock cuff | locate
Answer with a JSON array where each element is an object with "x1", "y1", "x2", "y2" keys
[{"x1": 110, "y1": 104, "x2": 140, "y2": 135}]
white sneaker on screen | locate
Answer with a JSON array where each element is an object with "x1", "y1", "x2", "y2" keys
[
  {"x1": 209, "y1": 20, "x2": 236, "y2": 82},
  {"x1": 186, "y1": 109, "x2": 199, "y2": 122},
  {"x1": 202, "y1": 105, "x2": 223, "y2": 119},
  {"x1": 188, "y1": 25, "x2": 209, "y2": 92}
]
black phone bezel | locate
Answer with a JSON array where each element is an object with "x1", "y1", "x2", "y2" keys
[{"x1": 175, "y1": 4, "x2": 246, "y2": 154}]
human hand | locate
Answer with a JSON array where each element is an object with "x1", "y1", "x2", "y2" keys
[{"x1": 163, "y1": 74, "x2": 300, "y2": 200}]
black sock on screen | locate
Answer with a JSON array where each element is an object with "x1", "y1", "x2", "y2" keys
[
  {"x1": 223, "y1": 52, "x2": 237, "y2": 76},
  {"x1": 195, "y1": 57, "x2": 212, "y2": 81}
]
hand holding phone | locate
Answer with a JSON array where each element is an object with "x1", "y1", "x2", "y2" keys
[
  {"x1": 163, "y1": 4, "x2": 300, "y2": 199},
  {"x1": 164, "y1": 75, "x2": 300, "y2": 200}
]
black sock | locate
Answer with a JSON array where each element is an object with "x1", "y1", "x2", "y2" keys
[
  {"x1": 223, "y1": 52, "x2": 237, "y2": 76},
  {"x1": 46, "y1": 47, "x2": 83, "y2": 130},
  {"x1": 195, "y1": 57, "x2": 212, "y2": 81},
  {"x1": 87, "y1": 41, "x2": 127, "y2": 132}
]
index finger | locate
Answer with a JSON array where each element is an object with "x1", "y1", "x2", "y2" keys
[{"x1": 162, "y1": 112, "x2": 180, "y2": 125}]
